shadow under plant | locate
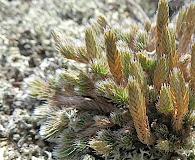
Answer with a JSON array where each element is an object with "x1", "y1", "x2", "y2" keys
[{"x1": 28, "y1": 0, "x2": 195, "y2": 159}]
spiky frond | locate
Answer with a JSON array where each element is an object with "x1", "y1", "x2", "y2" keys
[
  {"x1": 94, "y1": 116, "x2": 113, "y2": 128},
  {"x1": 176, "y1": 8, "x2": 187, "y2": 39},
  {"x1": 153, "y1": 55, "x2": 169, "y2": 92},
  {"x1": 52, "y1": 31, "x2": 89, "y2": 63},
  {"x1": 105, "y1": 30, "x2": 123, "y2": 84},
  {"x1": 177, "y1": 2, "x2": 195, "y2": 56},
  {"x1": 113, "y1": 28, "x2": 131, "y2": 42},
  {"x1": 161, "y1": 27, "x2": 172, "y2": 56},
  {"x1": 156, "y1": 0, "x2": 169, "y2": 58},
  {"x1": 117, "y1": 132, "x2": 133, "y2": 150},
  {"x1": 85, "y1": 27, "x2": 99, "y2": 60},
  {"x1": 170, "y1": 68, "x2": 189, "y2": 131},
  {"x1": 128, "y1": 79, "x2": 154, "y2": 144},
  {"x1": 178, "y1": 53, "x2": 191, "y2": 82},
  {"x1": 56, "y1": 69, "x2": 79, "y2": 86},
  {"x1": 128, "y1": 24, "x2": 139, "y2": 51},
  {"x1": 156, "y1": 0, "x2": 169, "y2": 36},
  {"x1": 89, "y1": 139, "x2": 112, "y2": 156},
  {"x1": 96, "y1": 79, "x2": 129, "y2": 106},
  {"x1": 161, "y1": 27, "x2": 177, "y2": 70},
  {"x1": 134, "y1": 30, "x2": 148, "y2": 52},
  {"x1": 97, "y1": 129, "x2": 115, "y2": 144},
  {"x1": 144, "y1": 20, "x2": 151, "y2": 32},
  {"x1": 56, "y1": 70, "x2": 94, "y2": 94},
  {"x1": 96, "y1": 15, "x2": 109, "y2": 33},
  {"x1": 28, "y1": 78, "x2": 55, "y2": 100},
  {"x1": 136, "y1": 52, "x2": 157, "y2": 72},
  {"x1": 129, "y1": 60, "x2": 147, "y2": 93},
  {"x1": 156, "y1": 140, "x2": 170, "y2": 153},
  {"x1": 110, "y1": 111, "x2": 128, "y2": 126},
  {"x1": 119, "y1": 48, "x2": 133, "y2": 80},
  {"x1": 156, "y1": 84, "x2": 173, "y2": 115},
  {"x1": 54, "y1": 131, "x2": 88, "y2": 160},
  {"x1": 40, "y1": 108, "x2": 71, "y2": 140},
  {"x1": 91, "y1": 59, "x2": 109, "y2": 77}
]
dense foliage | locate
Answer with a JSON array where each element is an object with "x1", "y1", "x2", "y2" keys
[{"x1": 29, "y1": 0, "x2": 195, "y2": 159}]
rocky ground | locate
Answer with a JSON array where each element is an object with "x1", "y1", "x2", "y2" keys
[{"x1": 0, "y1": 0, "x2": 188, "y2": 159}]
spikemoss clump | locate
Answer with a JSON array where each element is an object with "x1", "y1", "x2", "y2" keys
[{"x1": 28, "y1": 0, "x2": 195, "y2": 159}]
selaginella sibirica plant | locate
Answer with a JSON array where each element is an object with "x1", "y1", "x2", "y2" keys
[{"x1": 28, "y1": 0, "x2": 195, "y2": 159}]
